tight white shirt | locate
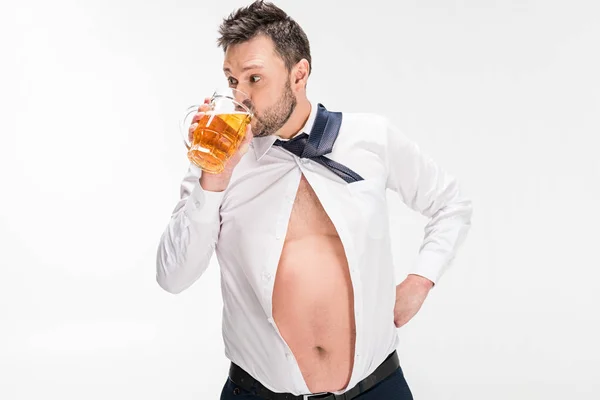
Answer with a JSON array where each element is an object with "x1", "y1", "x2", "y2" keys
[{"x1": 157, "y1": 101, "x2": 473, "y2": 395}]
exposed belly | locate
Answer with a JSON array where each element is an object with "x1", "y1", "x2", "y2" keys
[{"x1": 272, "y1": 236, "x2": 356, "y2": 393}]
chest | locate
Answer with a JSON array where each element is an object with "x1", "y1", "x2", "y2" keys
[
  {"x1": 218, "y1": 140, "x2": 391, "y2": 252},
  {"x1": 286, "y1": 174, "x2": 338, "y2": 240}
]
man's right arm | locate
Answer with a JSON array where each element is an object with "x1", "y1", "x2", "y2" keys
[{"x1": 156, "y1": 165, "x2": 225, "y2": 294}]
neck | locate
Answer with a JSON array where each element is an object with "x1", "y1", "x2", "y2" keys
[{"x1": 275, "y1": 96, "x2": 311, "y2": 140}]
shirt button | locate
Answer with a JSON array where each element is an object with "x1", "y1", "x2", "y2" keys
[
  {"x1": 301, "y1": 158, "x2": 309, "y2": 164},
  {"x1": 194, "y1": 200, "x2": 202, "y2": 208}
]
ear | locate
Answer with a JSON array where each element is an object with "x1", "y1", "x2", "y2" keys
[{"x1": 292, "y1": 59, "x2": 310, "y2": 90}]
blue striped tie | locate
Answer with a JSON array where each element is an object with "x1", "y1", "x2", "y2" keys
[{"x1": 273, "y1": 104, "x2": 364, "y2": 183}]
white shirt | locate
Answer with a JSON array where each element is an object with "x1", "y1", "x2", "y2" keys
[{"x1": 156, "y1": 101, "x2": 472, "y2": 396}]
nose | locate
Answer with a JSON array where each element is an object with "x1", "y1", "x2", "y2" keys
[
  {"x1": 231, "y1": 88, "x2": 251, "y2": 109},
  {"x1": 234, "y1": 83, "x2": 251, "y2": 97}
]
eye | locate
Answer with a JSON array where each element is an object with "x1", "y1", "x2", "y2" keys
[
  {"x1": 227, "y1": 76, "x2": 238, "y2": 86},
  {"x1": 250, "y1": 75, "x2": 261, "y2": 83}
]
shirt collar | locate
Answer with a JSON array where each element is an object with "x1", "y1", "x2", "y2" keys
[{"x1": 252, "y1": 99, "x2": 318, "y2": 161}]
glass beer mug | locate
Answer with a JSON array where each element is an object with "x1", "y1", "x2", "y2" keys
[{"x1": 180, "y1": 88, "x2": 253, "y2": 174}]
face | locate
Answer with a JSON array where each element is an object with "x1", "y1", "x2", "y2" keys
[{"x1": 223, "y1": 35, "x2": 297, "y2": 137}]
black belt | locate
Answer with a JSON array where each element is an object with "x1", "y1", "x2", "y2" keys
[{"x1": 228, "y1": 350, "x2": 400, "y2": 400}]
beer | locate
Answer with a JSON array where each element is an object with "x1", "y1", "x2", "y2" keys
[
  {"x1": 180, "y1": 88, "x2": 253, "y2": 173},
  {"x1": 188, "y1": 111, "x2": 251, "y2": 174}
]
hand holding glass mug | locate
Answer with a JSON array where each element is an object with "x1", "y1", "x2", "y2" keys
[{"x1": 181, "y1": 88, "x2": 254, "y2": 175}]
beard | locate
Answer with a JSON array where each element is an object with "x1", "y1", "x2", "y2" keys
[{"x1": 250, "y1": 80, "x2": 297, "y2": 138}]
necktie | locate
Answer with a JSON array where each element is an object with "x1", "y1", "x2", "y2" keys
[{"x1": 273, "y1": 104, "x2": 364, "y2": 183}]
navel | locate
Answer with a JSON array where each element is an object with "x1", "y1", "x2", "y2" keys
[{"x1": 314, "y1": 346, "x2": 328, "y2": 357}]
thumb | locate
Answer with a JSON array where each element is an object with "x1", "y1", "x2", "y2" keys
[
  {"x1": 244, "y1": 124, "x2": 253, "y2": 141},
  {"x1": 238, "y1": 125, "x2": 253, "y2": 155}
]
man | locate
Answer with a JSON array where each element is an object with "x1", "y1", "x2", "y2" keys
[{"x1": 156, "y1": 1, "x2": 472, "y2": 399}]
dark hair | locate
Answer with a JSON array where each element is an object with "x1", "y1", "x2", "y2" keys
[{"x1": 217, "y1": 1, "x2": 312, "y2": 75}]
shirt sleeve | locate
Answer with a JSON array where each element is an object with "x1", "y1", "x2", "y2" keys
[
  {"x1": 384, "y1": 119, "x2": 473, "y2": 285},
  {"x1": 156, "y1": 164, "x2": 225, "y2": 294}
]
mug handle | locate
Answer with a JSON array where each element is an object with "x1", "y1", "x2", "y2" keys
[{"x1": 180, "y1": 105, "x2": 202, "y2": 150}]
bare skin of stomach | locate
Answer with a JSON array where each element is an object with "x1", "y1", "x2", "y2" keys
[
  {"x1": 273, "y1": 236, "x2": 356, "y2": 393},
  {"x1": 272, "y1": 175, "x2": 356, "y2": 393}
]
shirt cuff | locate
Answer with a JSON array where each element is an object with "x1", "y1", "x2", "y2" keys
[
  {"x1": 183, "y1": 180, "x2": 225, "y2": 224},
  {"x1": 409, "y1": 250, "x2": 452, "y2": 287}
]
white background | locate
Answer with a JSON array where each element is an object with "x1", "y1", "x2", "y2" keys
[{"x1": 1, "y1": 0, "x2": 599, "y2": 399}]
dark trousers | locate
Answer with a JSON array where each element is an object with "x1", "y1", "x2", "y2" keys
[{"x1": 220, "y1": 365, "x2": 413, "y2": 400}]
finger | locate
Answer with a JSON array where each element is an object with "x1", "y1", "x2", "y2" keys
[
  {"x1": 238, "y1": 143, "x2": 250, "y2": 156},
  {"x1": 191, "y1": 112, "x2": 205, "y2": 124},
  {"x1": 237, "y1": 134, "x2": 252, "y2": 156},
  {"x1": 196, "y1": 105, "x2": 211, "y2": 115},
  {"x1": 192, "y1": 104, "x2": 212, "y2": 122},
  {"x1": 188, "y1": 123, "x2": 198, "y2": 141},
  {"x1": 238, "y1": 139, "x2": 251, "y2": 155},
  {"x1": 197, "y1": 102, "x2": 211, "y2": 113},
  {"x1": 197, "y1": 99, "x2": 210, "y2": 110},
  {"x1": 237, "y1": 125, "x2": 253, "y2": 153},
  {"x1": 242, "y1": 124, "x2": 253, "y2": 143}
]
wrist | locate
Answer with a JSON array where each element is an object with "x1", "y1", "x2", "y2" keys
[
  {"x1": 200, "y1": 173, "x2": 231, "y2": 192},
  {"x1": 407, "y1": 274, "x2": 434, "y2": 290}
]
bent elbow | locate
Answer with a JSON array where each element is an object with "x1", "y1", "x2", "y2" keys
[{"x1": 156, "y1": 272, "x2": 187, "y2": 294}]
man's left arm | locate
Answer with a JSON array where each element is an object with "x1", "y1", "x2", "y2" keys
[{"x1": 382, "y1": 118, "x2": 473, "y2": 327}]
